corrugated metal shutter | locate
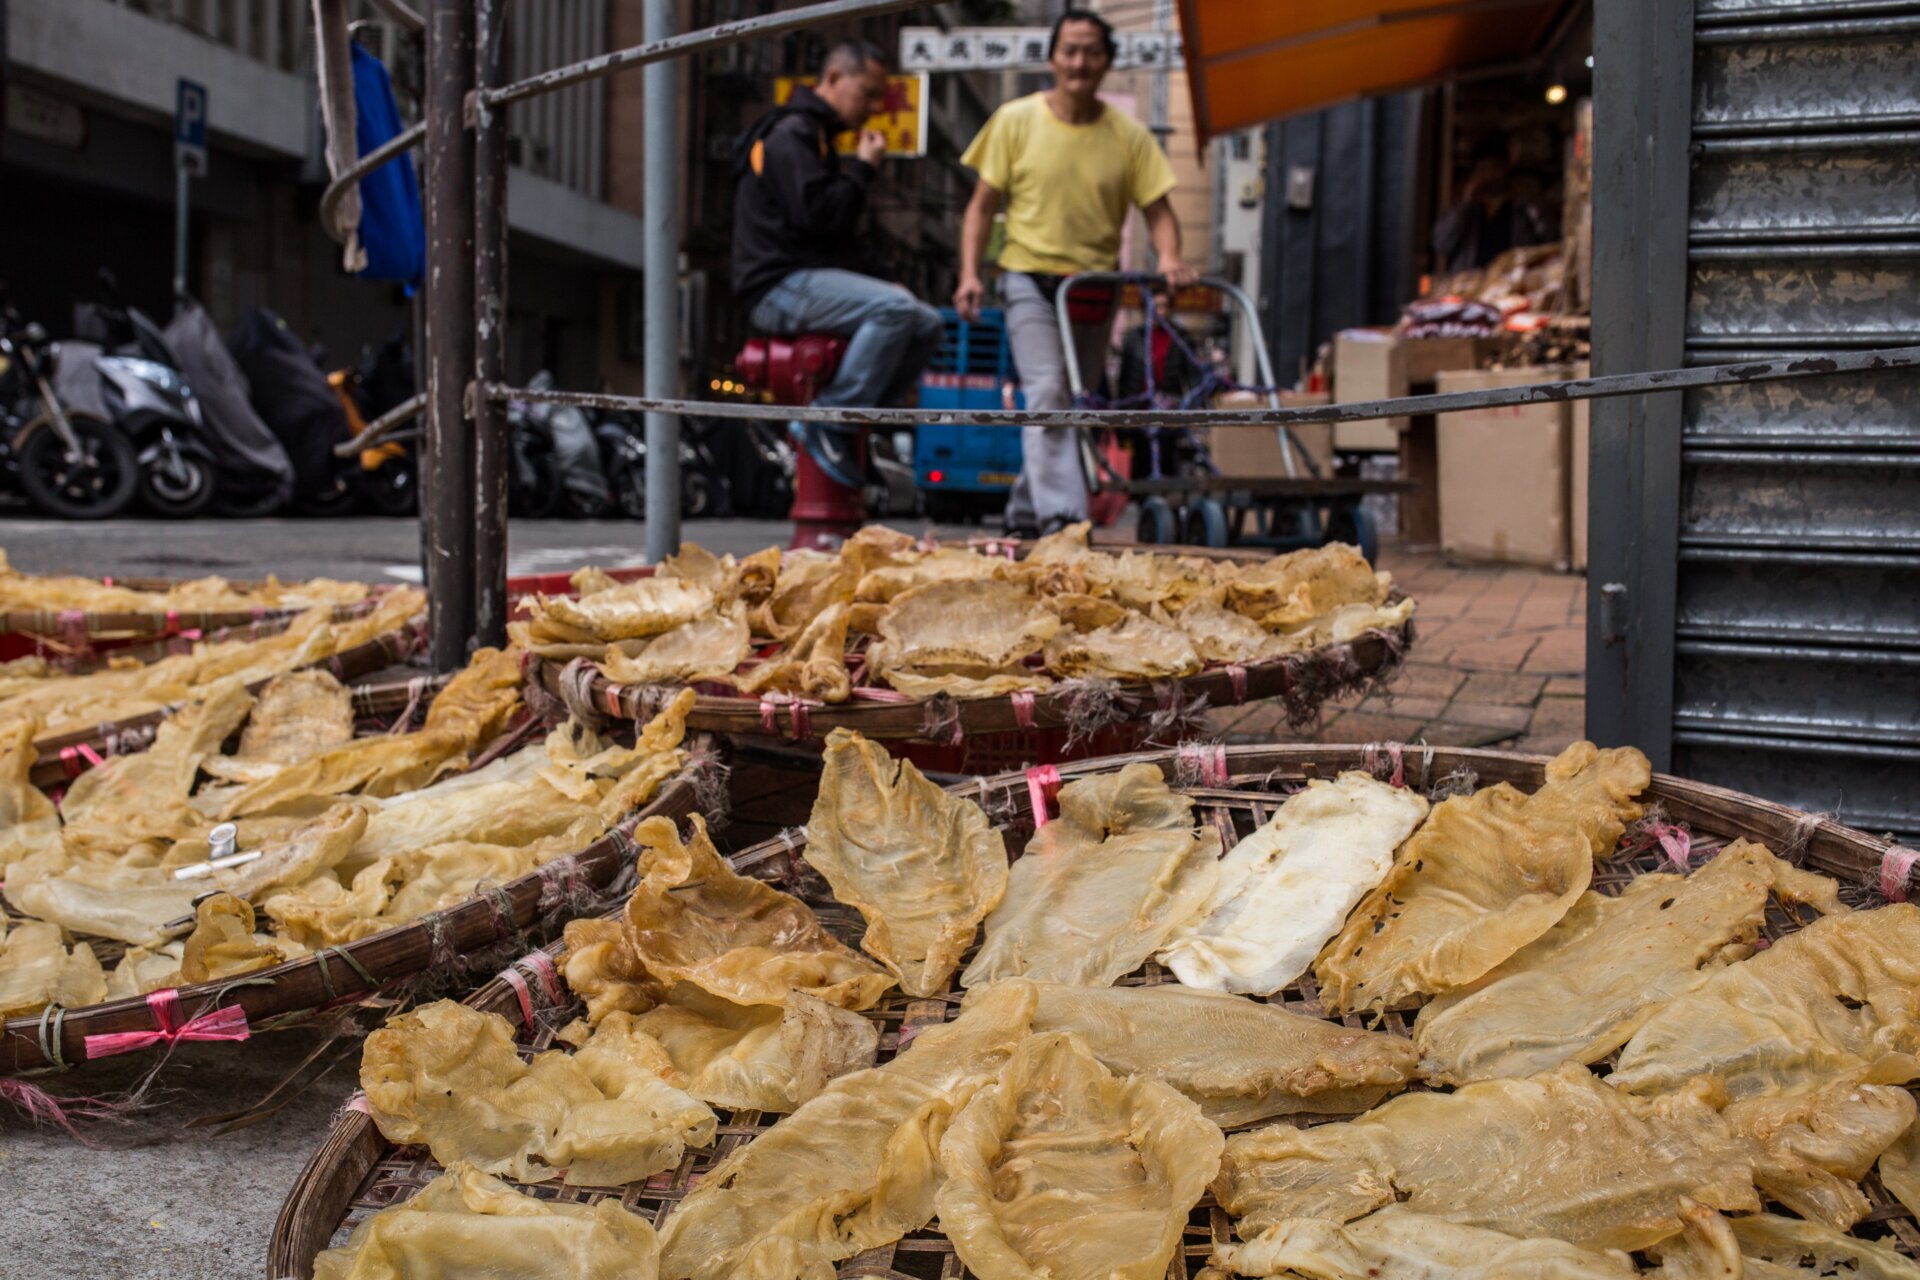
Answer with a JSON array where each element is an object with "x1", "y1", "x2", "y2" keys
[{"x1": 1671, "y1": 2, "x2": 1920, "y2": 840}]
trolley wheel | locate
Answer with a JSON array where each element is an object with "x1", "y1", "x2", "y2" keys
[
  {"x1": 1325, "y1": 501, "x2": 1379, "y2": 563},
  {"x1": 1182, "y1": 498, "x2": 1230, "y2": 548},
  {"x1": 1136, "y1": 496, "x2": 1177, "y2": 545}
]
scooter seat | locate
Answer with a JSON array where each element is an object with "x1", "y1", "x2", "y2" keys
[{"x1": 734, "y1": 334, "x2": 847, "y2": 407}]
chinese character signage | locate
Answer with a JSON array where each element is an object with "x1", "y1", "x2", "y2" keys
[
  {"x1": 773, "y1": 72, "x2": 929, "y2": 158},
  {"x1": 900, "y1": 28, "x2": 1184, "y2": 72}
]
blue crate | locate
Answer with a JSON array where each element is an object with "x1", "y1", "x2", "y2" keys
[{"x1": 915, "y1": 308, "x2": 1024, "y2": 494}]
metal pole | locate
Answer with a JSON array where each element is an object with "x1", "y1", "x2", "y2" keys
[
  {"x1": 642, "y1": 0, "x2": 681, "y2": 563},
  {"x1": 423, "y1": 0, "x2": 476, "y2": 671},
  {"x1": 173, "y1": 162, "x2": 191, "y2": 305},
  {"x1": 472, "y1": 0, "x2": 509, "y2": 649}
]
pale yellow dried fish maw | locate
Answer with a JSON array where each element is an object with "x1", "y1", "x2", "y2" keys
[
  {"x1": 1883, "y1": 1119, "x2": 1920, "y2": 1219},
  {"x1": 840, "y1": 523, "x2": 921, "y2": 576},
  {"x1": 750, "y1": 549, "x2": 855, "y2": 641},
  {"x1": 879, "y1": 668, "x2": 1051, "y2": 700},
  {"x1": 1225, "y1": 542, "x2": 1387, "y2": 630},
  {"x1": 988, "y1": 979, "x2": 1421, "y2": 1127},
  {"x1": 1611, "y1": 904, "x2": 1920, "y2": 1100},
  {"x1": 1214, "y1": 1063, "x2": 1759, "y2": 1251},
  {"x1": 1174, "y1": 597, "x2": 1295, "y2": 664},
  {"x1": 233, "y1": 669, "x2": 354, "y2": 764},
  {"x1": 175, "y1": 892, "x2": 290, "y2": 985},
  {"x1": 854, "y1": 547, "x2": 1004, "y2": 604},
  {"x1": 213, "y1": 802, "x2": 370, "y2": 902},
  {"x1": 1315, "y1": 741, "x2": 1650, "y2": 1014},
  {"x1": 877, "y1": 578, "x2": 1059, "y2": 672},
  {"x1": 1043, "y1": 609, "x2": 1204, "y2": 681},
  {"x1": 729, "y1": 545, "x2": 783, "y2": 608},
  {"x1": 736, "y1": 601, "x2": 852, "y2": 703},
  {"x1": 1161, "y1": 773, "x2": 1429, "y2": 997},
  {"x1": 1026, "y1": 520, "x2": 1093, "y2": 562},
  {"x1": 5, "y1": 848, "x2": 197, "y2": 946},
  {"x1": 562, "y1": 916, "x2": 662, "y2": 1023},
  {"x1": 1723, "y1": 1079, "x2": 1916, "y2": 1229},
  {"x1": 1416, "y1": 839, "x2": 1843, "y2": 1085},
  {"x1": 361, "y1": 999, "x2": 714, "y2": 1186},
  {"x1": 622, "y1": 814, "x2": 894, "y2": 1010},
  {"x1": 1729, "y1": 1212, "x2": 1920, "y2": 1280},
  {"x1": 261, "y1": 857, "x2": 401, "y2": 948},
  {"x1": 528, "y1": 576, "x2": 714, "y2": 644},
  {"x1": 0, "y1": 917, "x2": 107, "y2": 1018},
  {"x1": 962, "y1": 763, "x2": 1218, "y2": 988},
  {"x1": 1083, "y1": 549, "x2": 1222, "y2": 613},
  {"x1": 568, "y1": 565, "x2": 625, "y2": 597},
  {"x1": 1043, "y1": 591, "x2": 1131, "y2": 633},
  {"x1": 312, "y1": 1162, "x2": 661, "y2": 1280},
  {"x1": 599, "y1": 604, "x2": 749, "y2": 686},
  {"x1": 806, "y1": 729, "x2": 1007, "y2": 996},
  {"x1": 656, "y1": 979, "x2": 1039, "y2": 1280},
  {"x1": 0, "y1": 717, "x2": 57, "y2": 870},
  {"x1": 629, "y1": 984, "x2": 878, "y2": 1113},
  {"x1": 936, "y1": 1031, "x2": 1222, "y2": 1280}
]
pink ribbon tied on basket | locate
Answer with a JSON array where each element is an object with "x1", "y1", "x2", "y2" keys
[
  {"x1": 1225, "y1": 664, "x2": 1249, "y2": 706},
  {"x1": 500, "y1": 952, "x2": 566, "y2": 1030},
  {"x1": 1880, "y1": 846, "x2": 1919, "y2": 904},
  {"x1": 83, "y1": 988, "x2": 250, "y2": 1060},
  {"x1": 1011, "y1": 689, "x2": 1037, "y2": 731},
  {"x1": 58, "y1": 742, "x2": 104, "y2": 779},
  {"x1": 1178, "y1": 742, "x2": 1229, "y2": 788},
  {"x1": 1026, "y1": 765, "x2": 1063, "y2": 827},
  {"x1": 758, "y1": 694, "x2": 821, "y2": 740}
]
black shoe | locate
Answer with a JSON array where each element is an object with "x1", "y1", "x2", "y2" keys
[{"x1": 1003, "y1": 521, "x2": 1041, "y2": 540}]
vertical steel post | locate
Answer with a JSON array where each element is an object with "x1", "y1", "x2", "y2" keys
[
  {"x1": 642, "y1": 0, "x2": 682, "y2": 562},
  {"x1": 172, "y1": 163, "x2": 191, "y2": 306},
  {"x1": 423, "y1": 0, "x2": 477, "y2": 671},
  {"x1": 472, "y1": 0, "x2": 510, "y2": 649}
]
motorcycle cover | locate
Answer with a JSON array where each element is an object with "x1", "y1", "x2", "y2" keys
[
  {"x1": 352, "y1": 43, "x2": 426, "y2": 285},
  {"x1": 163, "y1": 302, "x2": 297, "y2": 509},
  {"x1": 525, "y1": 370, "x2": 611, "y2": 511},
  {"x1": 229, "y1": 307, "x2": 350, "y2": 502}
]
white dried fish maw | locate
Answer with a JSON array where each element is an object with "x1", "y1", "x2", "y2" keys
[
  {"x1": 1025, "y1": 520, "x2": 1093, "y2": 562},
  {"x1": 528, "y1": 577, "x2": 714, "y2": 643},
  {"x1": 656, "y1": 980, "x2": 1039, "y2": 1280},
  {"x1": 751, "y1": 549, "x2": 855, "y2": 641},
  {"x1": 599, "y1": 604, "x2": 750, "y2": 686},
  {"x1": 1213, "y1": 1063, "x2": 1760, "y2": 1251},
  {"x1": 1161, "y1": 772, "x2": 1429, "y2": 996},
  {"x1": 361, "y1": 999, "x2": 714, "y2": 1187},
  {"x1": 936, "y1": 1031, "x2": 1223, "y2": 1280},
  {"x1": 1611, "y1": 903, "x2": 1920, "y2": 1100},
  {"x1": 629, "y1": 984, "x2": 878, "y2": 1113},
  {"x1": 213, "y1": 802, "x2": 370, "y2": 902},
  {"x1": 311, "y1": 1162, "x2": 661, "y2": 1280},
  {"x1": 1175, "y1": 598, "x2": 1295, "y2": 664},
  {"x1": 1044, "y1": 591, "x2": 1132, "y2": 633},
  {"x1": 0, "y1": 717, "x2": 57, "y2": 870},
  {"x1": 1315, "y1": 741, "x2": 1651, "y2": 1014},
  {"x1": 1208, "y1": 1200, "x2": 1743, "y2": 1280},
  {"x1": 621, "y1": 814, "x2": 894, "y2": 1011},
  {"x1": 1415, "y1": 838, "x2": 1843, "y2": 1084},
  {"x1": 1224, "y1": 542, "x2": 1387, "y2": 630},
  {"x1": 234, "y1": 669, "x2": 355, "y2": 764},
  {"x1": 806, "y1": 729, "x2": 1008, "y2": 996},
  {"x1": 1729, "y1": 1213, "x2": 1920, "y2": 1280},
  {"x1": 988, "y1": 979, "x2": 1421, "y2": 1127},
  {"x1": 5, "y1": 849, "x2": 198, "y2": 946},
  {"x1": 877, "y1": 578, "x2": 1059, "y2": 672},
  {"x1": 1722, "y1": 1079, "x2": 1916, "y2": 1229},
  {"x1": 736, "y1": 601, "x2": 853, "y2": 703},
  {"x1": 1043, "y1": 610, "x2": 1204, "y2": 681},
  {"x1": 854, "y1": 548, "x2": 1004, "y2": 603},
  {"x1": 962, "y1": 763, "x2": 1219, "y2": 989},
  {"x1": 1882, "y1": 1118, "x2": 1920, "y2": 1219},
  {"x1": 880, "y1": 668, "x2": 1051, "y2": 700},
  {"x1": 569, "y1": 565, "x2": 625, "y2": 597},
  {"x1": 840, "y1": 524, "x2": 920, "y2": 578},
  {"x1": 0, "y1": 917, "x2": 107, "y2": 1018},
  {"x1": 1081, "y1": 549, "x2": 1222, "y2": 614}
]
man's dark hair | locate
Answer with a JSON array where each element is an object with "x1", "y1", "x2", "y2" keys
[
  {"x1": 819, "y1": 39, "x2": 887, "y2": 77},
  {"x1": 1048, "y1": 8, "x2": 1117, "y2": 60}
]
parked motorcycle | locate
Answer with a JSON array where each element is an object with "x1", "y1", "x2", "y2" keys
[
  {"x1": 0, "y1": 295, "x2": 138, "y2": 519},
  {"x1": 593, "y1": 408, "x2": 648, "y2": 520},
  {"x1": 347, "y1": 332, "x2": 419, "y2": 517},
  {"x1": 505, "y1": 391, "x2": 563, "y2": 518}
]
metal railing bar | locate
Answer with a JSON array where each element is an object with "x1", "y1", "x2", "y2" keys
[
  {"x1": 333, "y1": 392, "x2": 428, "y2": 458},
  {"x1": 318, "y1": 120, "x2": 426, "y2": 247}
]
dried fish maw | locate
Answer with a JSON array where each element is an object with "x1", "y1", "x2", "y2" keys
[
  {"x1": 1611, "y1": 904, "x2": 1920, "y2": 1100},
  {"x1": 1161, "y1": 772, "x2": 1428, "y2": 997},
  {"x1": 1879, "y1": 1118, "x2": 1920, "y2": 1220},
  {"x1": 1083, "y1": 549, "x2": 1221, "y2": 613},
  {"x1": 962, "y1": 763, "x2": 1219, "y2": 988},
  {"x1": 262, "y1": 857, "x2": 402, "y2": 948},
  {"x1": 751, "y1": 550, "x2": 854, "y2": 641},
  {"x1": 233, "y1": 669, "x2": 354, "y2": 764},
  {"x1": 1315, "y1": 741, "x2": 1650, "y2": 1014},
  {"x1": 737, "y1": 601, "x2": 853, "y2": 703},
  {"x1": 1043, "y1": 591, "x2": 1131, "y2": 633},
  {"x1": 806, "y1": 730, "x2": 1008, "y2": 996},
  {"x1": 0, "y1": 917, "x2": 106, "y2": 1018},
  {"x1": 729, "y1": 545, "x2": 783, "y2": 608},
  {"x1": 1174, "y1": 598, "x2": 1293, "y2": 664},
  {"x1": 0, "y1": 717, "x2": 57, "y2": 870},
  {"x1": 1025, "y1": 520, "x2": 1093, "y2": 562},
  {"x1": 361, "y1": 999, "x2": 714, "y2": 1186},
  {"x1": 213, "y1": 802, "x2": 370, "y2": 902},
  {"x1": 175, "y1": 892, "x2": 290, "y2": 985},
  {"x1": 877, "y1": 579, "x2": 1059, "y2": 672},
  {"x1": 599, "y1": 605, "x2": 749, "y2": 686},
  {"x1": 528, "y1": 577, "x2": 714, "y2": 643},
  {"x1": 5, "y1": 848, "x2": 197, "y2": 946},
  {"x1": 936, "y1": 1031, "x2": 1223, "y2": 1280},
  {"x1": 656, "y1": 979, "x2": 1039, "y2": 1280},
  {"x1": 1043, "y1": 610, "x2": 1204, "y2": 681},
  {"x1": 563, "y1": 916, "x2": 662, "y2": 1023},
  {"x1": 1722, "y1": 1079, "x2": 1916, "y2": 1229},
  {"x1": 1225, "y1": 542, "x2": 1387, "y2": 630},
  {"x1": 622, "y1": 814, "x2": 894, "y2": 1010},
  {"x1": 629, "y1": 984, "x2": 878, "y2": 1113},
  {"x1": 1214, "y1": 1064, "x2": 1759, "y2": 1251},
  {"x1": 1416, "y1": 838, "x2": 1843, "y2": 1084},
  {"x1": 854, "y1": 548, "x2": 1004, "y2": 603},
  {"x1": 570, "y1": 565, "x2": 625, "y2": 597},
  {"x1": 1729, "y1": 1212, "x2": 1920, "y2": 1280},
  {"x1": 990, "y1": 979, "x2": 1421, "y2": 1128},
  {"x1": 880, "y1": 668, "x2": 1051, "y2": 700},
  {"x1": 312, "y1": 1161, "x2": 661, "y2": 1280}
]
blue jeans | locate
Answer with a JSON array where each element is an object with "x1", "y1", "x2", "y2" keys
[{"x1": 749, "y1": 268, "x2": 944, "y2": 409}]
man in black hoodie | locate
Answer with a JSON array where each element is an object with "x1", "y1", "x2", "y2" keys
[{"x1": 733, "y1": 43, "x2": 943, "y2": 483}]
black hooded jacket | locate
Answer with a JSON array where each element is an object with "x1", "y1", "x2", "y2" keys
[{"x1": 730, "y1": 85, "x2": 877, "y2": 312}]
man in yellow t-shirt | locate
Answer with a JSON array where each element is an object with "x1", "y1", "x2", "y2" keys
[{"x1": 955, "y1": 8, "x2": 1192, "y2": 536}]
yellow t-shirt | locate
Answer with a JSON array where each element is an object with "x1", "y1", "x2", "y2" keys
[{"x1": 961, "y1": 93, "x2": 1177, "y2": 276}]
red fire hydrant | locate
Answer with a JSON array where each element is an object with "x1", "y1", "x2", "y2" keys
[{"x1": 734, "y1": 334, "x2": 865, "y2": 550}]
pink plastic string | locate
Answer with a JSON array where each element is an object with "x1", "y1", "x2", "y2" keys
[
  {"x1": 58, "y1": 742, "x2": 105, "y2": 779},
  {"x1": 1011, "y1": 689, "x2": 1037, "y2": 730},
  {"x1": 83, "y1": 988, "x2": 250, "y2": 1059},
  {"x1": 1026, "y1": 765, "x2": 1062, "y2": 827},
  {"x1": 345, "y1": 1092, "x2": 372, "y2": 1115},
  {"x1": 1226, "y1": 664, "x2": 1248, "y2": 705},
  {"x1": 1880, "y1": 846, "x2": 1919, "y2": 904},
  {"x1": 1650, "y1": 819, "x2": 1693, "y2": 872},
  {"x1": 1177, "y1": 743, "x2": 1228, "y2": 787}
]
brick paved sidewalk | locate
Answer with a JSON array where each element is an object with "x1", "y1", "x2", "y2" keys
[{"x1": 1206, "y1": 543, "x2": 1589, "y2": 755}]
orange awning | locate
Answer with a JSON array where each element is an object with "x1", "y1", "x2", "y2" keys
[{"x1": 1178, "y1": 0, "x2": 1561, "y2": 140}]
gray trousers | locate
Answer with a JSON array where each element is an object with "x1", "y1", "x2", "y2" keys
[{"x1": 1002, "y1": 271, "x2": 1110, "y2": 528}]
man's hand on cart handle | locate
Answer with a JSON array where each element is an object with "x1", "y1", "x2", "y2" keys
[
  {"x1": 1158, "y1": 256, "x2": 1199, "y2": 288},
  {"x1": 954, "y1": 273, "x2": 986, "y2": 323}
]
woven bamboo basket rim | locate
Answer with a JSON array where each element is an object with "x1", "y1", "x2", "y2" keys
[
  {"x1": 267, "y1": 743, "x2": 1920, "y2": 1280},
  {"x1": 0, "y1": 591, "x2": 398, "y2": 641},
  {"x1": 24, "y1": 616, "x2": 428, "y2": 789},
  {"x1": 2, "y1": 736, "x2": 709, "y2": 1076}
]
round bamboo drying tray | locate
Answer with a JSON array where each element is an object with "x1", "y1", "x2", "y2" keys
[
  {"x1": 1, "y1": 730, "x2": 710, "y2": 1076},
  {"x1": 267, "y1": 744, "x2": 1920, "y2": 1279},
  {"x1": 0, "y1": 592, "x2": 396, "y2": 648}
]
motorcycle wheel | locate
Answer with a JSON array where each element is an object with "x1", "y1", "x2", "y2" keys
[
  {"x1": 614, "y1": 467, "x2": 647, "y2": 520},
  {"x1": 682, "y1": 470, "x2": 713, "y2": 519},
  {"x1": 357, "y1": 456, "x2": 418, "y2": 517},
  {"x1": 18, "y1": 412, "x2": 139, "y2": 520},
  {"x1": 214, "y1": 487, "x2": 289, "y2": 519},
  {"x1": 511, "y1": 451, "x2": 563, "y2": 519},
  {"x1": 138, "y1": 452, "x2": 217, "y2": 518}
]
